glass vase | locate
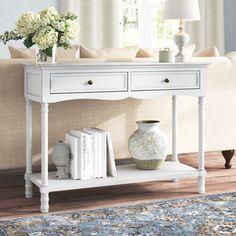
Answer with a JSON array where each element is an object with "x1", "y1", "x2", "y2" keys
[{"x1": 36, "y1": 44, "x2": 57, "y2": 64}]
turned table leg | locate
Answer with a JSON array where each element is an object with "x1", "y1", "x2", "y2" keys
[
  {"x1": 41, "y1": 103, "x2": 49, "y2": 213},
  {"x1": 172, "y1": 96, "x2": 179, "y2": 163},
  {"x1": 222, "y1": 150, "x2": 234, "y2": 169},
  {"x1": 172, "y1": 96, "x2": 179, "y2": 182},
  {"x1": 198, "y1": 97, "x2": 206, "y2": 194},
  {"x1": 25, "y1": 99, "x2": 33, "y2": 198}
]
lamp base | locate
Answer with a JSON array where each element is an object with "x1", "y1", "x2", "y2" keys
[
  {"x1": 174, "y1": 20, "x2": 190, "y2": 63},
  {"x1": 175, "y1": 53, "x2": 187, "y2": 63}
]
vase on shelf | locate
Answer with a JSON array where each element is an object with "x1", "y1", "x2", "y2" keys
[
  {"x1": 128, "y1": 120, "x2": 168, "y2": 170},
  {"x1": 36, "y1": 44, "x2": 57, "y2": 64},
  {"x1": 51, "y1": 141, "x2": 70, "y2": 179}
]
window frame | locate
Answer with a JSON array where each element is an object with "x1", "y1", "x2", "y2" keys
[{"x1": 119, "y1": 0, "x2": 178, "y2": 48}]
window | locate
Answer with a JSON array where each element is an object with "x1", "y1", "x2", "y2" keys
[{"x1": 119, "y1": 0, "x2": 178, "y2": 48}]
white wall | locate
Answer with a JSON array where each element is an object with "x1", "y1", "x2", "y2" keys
[{"x1": 0, "y1": 0, "x2": 59, "y2": 58}]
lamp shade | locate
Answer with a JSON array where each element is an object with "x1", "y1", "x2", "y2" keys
[{"x1": 163, "y1": 0, "x2": 200, "y2": 21}]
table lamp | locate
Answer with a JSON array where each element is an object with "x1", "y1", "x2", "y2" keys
[{"x1": 163, "y1": 0, "x2": 200, "y2": 62}]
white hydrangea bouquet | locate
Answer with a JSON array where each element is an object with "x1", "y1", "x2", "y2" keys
[{"x1": 0, "y1": 7, "x2": 79, "y2": 63}]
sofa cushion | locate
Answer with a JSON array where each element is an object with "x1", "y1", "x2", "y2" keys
[
  {"x1": 80, "y1": 45, "x2": 139, "y2": 59},
  {"x1": 8, "y1": 46, "x2": 36, "y2": 59},
  {"x1": 194, "y1": 46, "x2": 220, "y2": 57}
]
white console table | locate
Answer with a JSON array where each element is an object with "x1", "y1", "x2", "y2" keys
[{"x1": 24, "y1": 62, "x2": 208, "y2": 213}]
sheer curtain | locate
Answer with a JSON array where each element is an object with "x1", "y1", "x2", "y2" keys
[
  {"x1": 186, "y1": 0, "x2": 225, "y2": 55},
  {"x1": 60, "y1": 0, "x2": 225, "y2": 53},
  {"x1": 60, "y1": 0, "x2": 119, "y2": 48}
]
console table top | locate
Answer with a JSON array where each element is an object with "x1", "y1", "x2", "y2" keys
[{"x1": 23, "y1": 61, "x2": 209, "y2": 69}]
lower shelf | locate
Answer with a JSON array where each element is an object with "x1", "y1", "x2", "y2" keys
[{"x1": 30, "y1": 161, "x2": 199, "y2": 193}]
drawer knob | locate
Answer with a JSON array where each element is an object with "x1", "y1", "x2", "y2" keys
[
  {"x1": 164, "y1": 78, "x2": 170, "y2": 83},
  {"x1": 88, "y1": 80, "x2": 93, "y2": 85}
]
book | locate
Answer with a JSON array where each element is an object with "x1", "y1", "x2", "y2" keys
[
  {"x1": 70, "y1": 130, "x2": 93, "y2": 180},
  {"x1": 67, "y1": 128, "x2": 114, "y2": 180},
  {"x1": 83, "y1": 128, "x2": 99, "y2": 178},
  {"x1": 86, "y1": 132, "x2": 94, "y2": 178},
  {"x1": 106, "y1": 132, "x2": 117, "y2": 177},
  {"x1": 90, "y1": 128, "x2": 107, "y2": 178},
  {"x1": 65, "y1": 133, "x2": 81, "y2": 180}
]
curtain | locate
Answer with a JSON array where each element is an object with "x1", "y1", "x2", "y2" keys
[
  {"x1": 60, "y1": 0, "x2": 119, "y2": 48},
  {"x1": 186, "y1": 0, "x2": 225, "y2": 55},
  {"x1": 60, "y1": 0, "x2": 225, "y2": 53}
]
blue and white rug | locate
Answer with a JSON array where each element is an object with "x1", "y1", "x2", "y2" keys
[{"x1": 0, "y1": 192, "x2": 236, "y2": 236}]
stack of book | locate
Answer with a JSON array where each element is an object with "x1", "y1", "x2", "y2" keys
[{"x1": 65, "y1": 128, "x2": 117, "y2": 180}]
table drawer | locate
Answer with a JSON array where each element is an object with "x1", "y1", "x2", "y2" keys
[
  {"x1": 50, "y1": 72, "x2": 128, "y2": 94},
  {"x1": 131, "y1": 71, "x2": 200, "y2": 91}
]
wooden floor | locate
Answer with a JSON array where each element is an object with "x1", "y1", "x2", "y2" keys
[{"x1": 0, "y1": 151, "x2": 235, "y2": 220}]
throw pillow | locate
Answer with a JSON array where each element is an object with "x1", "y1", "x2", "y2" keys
[
  {"x1": 9, "y1": 45, "x2": 80, "y2": 59},
  {"x1": 57, "y1": 44, "x2": 80, "y2": 59},
  {"x1": 194, "y1": 46, "x2": 220, "y2": 57},
  {"x1": 136, "y1": 48, "x2": 158, "y2": 58},
  {"x1": 80, "y1": 45, "x2": 139, "y2": 59},
  {"x1": 136, "y1": 44, "x2": 196, "y2": 59},
  {"x1": 8, "y1": 46, "x2": 36, "y2": 59},
  {"x1": 80, "y1": 45, "x2": 107, "y2": 58}
]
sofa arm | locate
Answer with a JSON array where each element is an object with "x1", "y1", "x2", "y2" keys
[{"x1": 225, "y1": 51, "x2": 236, "y2": 61}]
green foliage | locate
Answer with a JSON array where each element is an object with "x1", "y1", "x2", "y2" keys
[
  {"x1": 45, "y1": 47, "x2": 53, "y2": 57},
  {"x1": 61, "y1": 12, "x2": 78, "y2": 21},
  {"x1": 23, "y1": 34, "x2": 34, "y2": 48},
  {"x1": 0, "y1": 30, "x2": 23, "y2": 44}
]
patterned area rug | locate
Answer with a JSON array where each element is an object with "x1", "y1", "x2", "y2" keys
[{"x1": 0, "y1": 192, "x2": 236, "y2": 236}]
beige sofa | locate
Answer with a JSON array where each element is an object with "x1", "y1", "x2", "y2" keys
[{"x1": 0, "y1": 55, "x2": 235, "y2": 170}]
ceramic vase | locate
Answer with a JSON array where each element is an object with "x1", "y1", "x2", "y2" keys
[
  {"x1": 128, "y1": 120, "x2": 168, "y2": 170},
  {"x1": 51, "y1": 141, "x2": 70, "y2": 179}
]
